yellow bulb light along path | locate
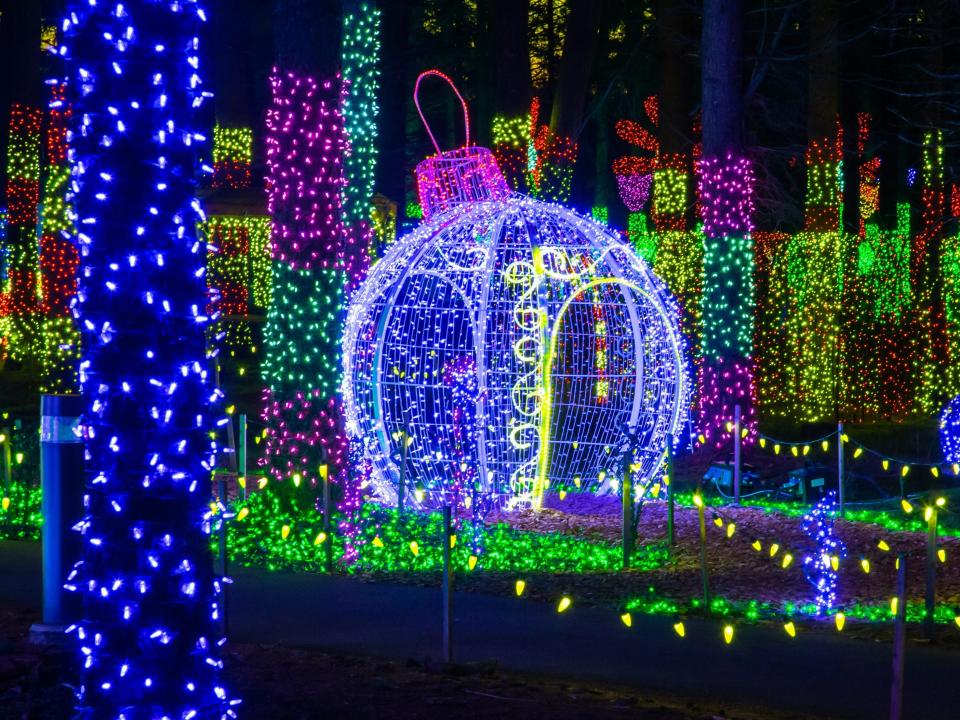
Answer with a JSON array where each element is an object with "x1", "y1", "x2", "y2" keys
[
  {"x1": 783, "y1": 621, "x2": 796, "y2": 638},
  {"x1": 673, "y1": 620, "x2": 686, "y2": 638},
  {"x1": 409, "y1": 541, "x2": 420, "y2": 556},
  {"x1": 515, "y1": 580, "x2": 526, "y2": 597},
  {"x1": 620, "y1": 612, "x2": 632, "y2": 628},
  {"x1": 835, "y1": 612, "x2": 846, "y2": 631},
  {"x1": 468, "y1": 555, "x2": 478, "y2": 570},
  {"x1": 723, "y1": 625, "x2": 735, "y2": 644},
  {"x1": 557, "y1": 596, "x2": 572, "y2": 613},
  {"x1": 281, "y1": 524, "x2": 291, "y2": 540}
]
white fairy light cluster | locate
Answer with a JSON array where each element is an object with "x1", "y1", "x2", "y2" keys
[{"x1": 343, "y1": 193, "x2": 691, "y2": 512}]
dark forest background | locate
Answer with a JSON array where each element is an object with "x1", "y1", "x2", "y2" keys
[{"x1": 2, "y1": 0, "x2": 960, "y2": 231}]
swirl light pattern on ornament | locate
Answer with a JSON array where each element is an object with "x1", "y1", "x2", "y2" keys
[{"x1": 343, "y1": 189, "x2": 691, "y2": 512}]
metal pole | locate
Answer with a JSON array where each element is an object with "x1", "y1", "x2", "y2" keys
[
  {"x1": 218, "y1": 474, "x2": 228, "y2": 636},
  {"x1": 238, "y1": 413, "x2": 247, "y2": 501},
  {"x1": 925, "y1": 503, "x2": 938, "y2": 638},
  {"x1": 323, "y1": 465, "x2": 333, "y2": 572},
  {"x1": 31, "y1": 395, "x2": 85, "y2": 643},
  {"x1": 697, "y1": 485, "x2": 711, "y2": 609},
  {"x1": 442, "y1": 505, "x2": 453, "y2": 662},
  {"x1": 1, "y1": 427, "x2": 11, "y2": 490},
  {"x1": 890, "y1": 554, "x2": 907, "y2": 720},
  {"x1": 733, "y1": 405, "x2": 741, "y2": 504},
  {"x1": 622, "y1": 451, "x2": 634, "y2": 568},
  {"x1": 397, "y1": 430, "x2": 407, "y2": 514},
  {"x1": 837, "y1": 422, "x2": 845, "y2": 518},
  {"x1": 666, "y1": 443, "x2": 675, "y2": 547}
]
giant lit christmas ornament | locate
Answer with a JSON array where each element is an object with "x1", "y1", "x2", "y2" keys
[
  {"x1": 343, "y1": 71, "x2": 691, "y2": 512},
  {"x1": 940, "y1": 394, "x2": 960, "y2": 463}
]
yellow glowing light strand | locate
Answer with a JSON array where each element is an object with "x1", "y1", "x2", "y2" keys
[
  {"x1": 505, "y1": 251, "x2": 546, "y2": 507},
  {"x1": 536, "y1": 277, "x2": 686, "y2": 509}
]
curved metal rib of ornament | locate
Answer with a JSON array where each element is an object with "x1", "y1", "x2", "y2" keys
[{"x1": 504, "y1": 256, "x2": 543, "y2": 507}]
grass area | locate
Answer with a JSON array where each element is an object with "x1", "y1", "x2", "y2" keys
[{"x1": 226, "y1": 490, "x2": 669, "y2": 574}]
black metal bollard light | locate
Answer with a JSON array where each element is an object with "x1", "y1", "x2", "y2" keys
[{"x1": 30, "y1": 394, "x2": 85, "y2": 643}]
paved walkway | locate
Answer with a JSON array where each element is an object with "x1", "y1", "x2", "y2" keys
[{"x1": 2, "y1": 540, "x2": 957, "y2": 719}]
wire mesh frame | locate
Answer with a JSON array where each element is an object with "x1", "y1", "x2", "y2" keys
[
  {"x1": 415, "y1": 146, "x2": 510, "y2": 221},
  {"x1": 342, "y1": 195, "x2": 691, "y2": 511}
]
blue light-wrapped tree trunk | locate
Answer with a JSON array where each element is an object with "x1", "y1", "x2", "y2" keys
[{"x1": 62, "y1": 1, "x2": 236, "y2": 717}]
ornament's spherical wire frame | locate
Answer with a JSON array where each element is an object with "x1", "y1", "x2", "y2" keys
[{"x1": 342, "y1": 71, "x2": 692, "y2": 514}]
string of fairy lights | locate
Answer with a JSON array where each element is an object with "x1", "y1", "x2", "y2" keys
[{"x1": 60, "y1": 1, "x2": 238, "y2": 717}]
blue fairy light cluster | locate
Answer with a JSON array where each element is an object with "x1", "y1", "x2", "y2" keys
[
  {"x1": 939, "y1": 395, "x2": 960, "y2": 464},
  {"x1": 801, "y1": 492, "x2": 847, "y2": 614},
  {"x1": 60, "y1": 1, "x2": 237, "y2": 717}
]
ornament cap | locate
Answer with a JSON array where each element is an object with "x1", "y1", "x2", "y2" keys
[
  {"x1": 415, "y1": 146, "x2": 510, "y2": 220},
  {"x1": 413, "y1": 69, "x2": 509, "y2": 219}
]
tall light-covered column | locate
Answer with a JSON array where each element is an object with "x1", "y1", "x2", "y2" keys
[{"x1": 63, "y1": 2, "x2": 236, "y2": 717}]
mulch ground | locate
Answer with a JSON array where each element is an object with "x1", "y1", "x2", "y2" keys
[
  {"x1": 498, "y1": 502, "x2": 960, "y2": 608},
  {"x1": 0, "y1": 607, "x2": 820, "y2": 720},
  {"x1": 360, "y1": 501, "x2": 960, "y2": 645}
]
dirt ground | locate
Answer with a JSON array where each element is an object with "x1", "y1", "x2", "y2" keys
[{"x1": 0, "y1": 606, "x2": 822, "y2": 720}]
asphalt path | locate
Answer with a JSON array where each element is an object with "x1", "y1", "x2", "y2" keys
[{"x1": 2, "y1": 540, "x2": 958, "y2": 719}]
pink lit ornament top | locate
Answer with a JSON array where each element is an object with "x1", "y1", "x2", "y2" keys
[{"x1": 413, "y1": 70, "x2": 510, "y2": 220}]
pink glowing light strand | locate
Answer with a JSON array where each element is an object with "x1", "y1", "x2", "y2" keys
[
  {"x1": 697, "y1": 153, "x2": 756, "y2": 239},
  {"x1": 616, "y1": 172, "x2": 653, "y2": 212},
  {"x1": 265, "y1": 68, "x2": 348, "y2": 271},
  {"x1": 258, "y1": 388, "x2": 348, "y2": 486},
  {"x1": 698, "y1": 358, "x2": 757, "y2": 449}
]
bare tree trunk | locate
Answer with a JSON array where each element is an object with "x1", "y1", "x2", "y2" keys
[
  {"x1": 377, "y1": 0, "x2": 410, "y2": 210},
  {"x1": 656, "y1": 0, "x2": 693, "y2": 231},
  {"x1": 493, "y1": 0, "x2": 531, "y2": 118},
  {"x1": 0, "y1": 0, "x2": 41, "y2": 199},
  {"x1": 549, "y1": 0, "x2": 602, "y2": 139},
  {"x1": 701, "y1": 0, "x2": 742, "y2": 158}
]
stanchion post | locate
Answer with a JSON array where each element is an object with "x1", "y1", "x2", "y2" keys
[
  {"x1": 890, "y1": 554, "x2": 907, "y2": 720},
  {"x1": 696, "y1": 485, "x2": 711, "y2": 609},
  {"x1": 30, "y1": 395, "x2": 85, "y2": 644},
  {"x1": 322, "y1": 464, "x2": 333, "y2": 572},
  {"x1": 733, "y1": 405, "x2": 742, "y2": 504},
  {"x1": 397, "y1": 430, "x2": 408, "y2": 515},
  {"x1": 1, "y1": 426, "x2": 11, "y2": 490},
  {"x1": 238, "y1": 413, "x2": 247, "y2": 502},
  {"x1": 218, "y1": 473, "x2": 228, "y2": 636},
  {"x1": 622, "y1": 451, "x2": 634, "y2": 568},
  {"x1": 442, "y1": 505, "x2": 453, "y2": 663},
  {"x1": 666, "y1": 442, "x2": 675, "y2": 547},
  {"x1": 837, "y1": 422, "x2": 845, "y2": 518},
  {"x1": 925, "y1": 501, "x2": 938, "y2": 639}
]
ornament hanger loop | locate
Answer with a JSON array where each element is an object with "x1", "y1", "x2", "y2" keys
[{"x1": 414, "y1": 69, "x2": 471, "y2": 156}]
